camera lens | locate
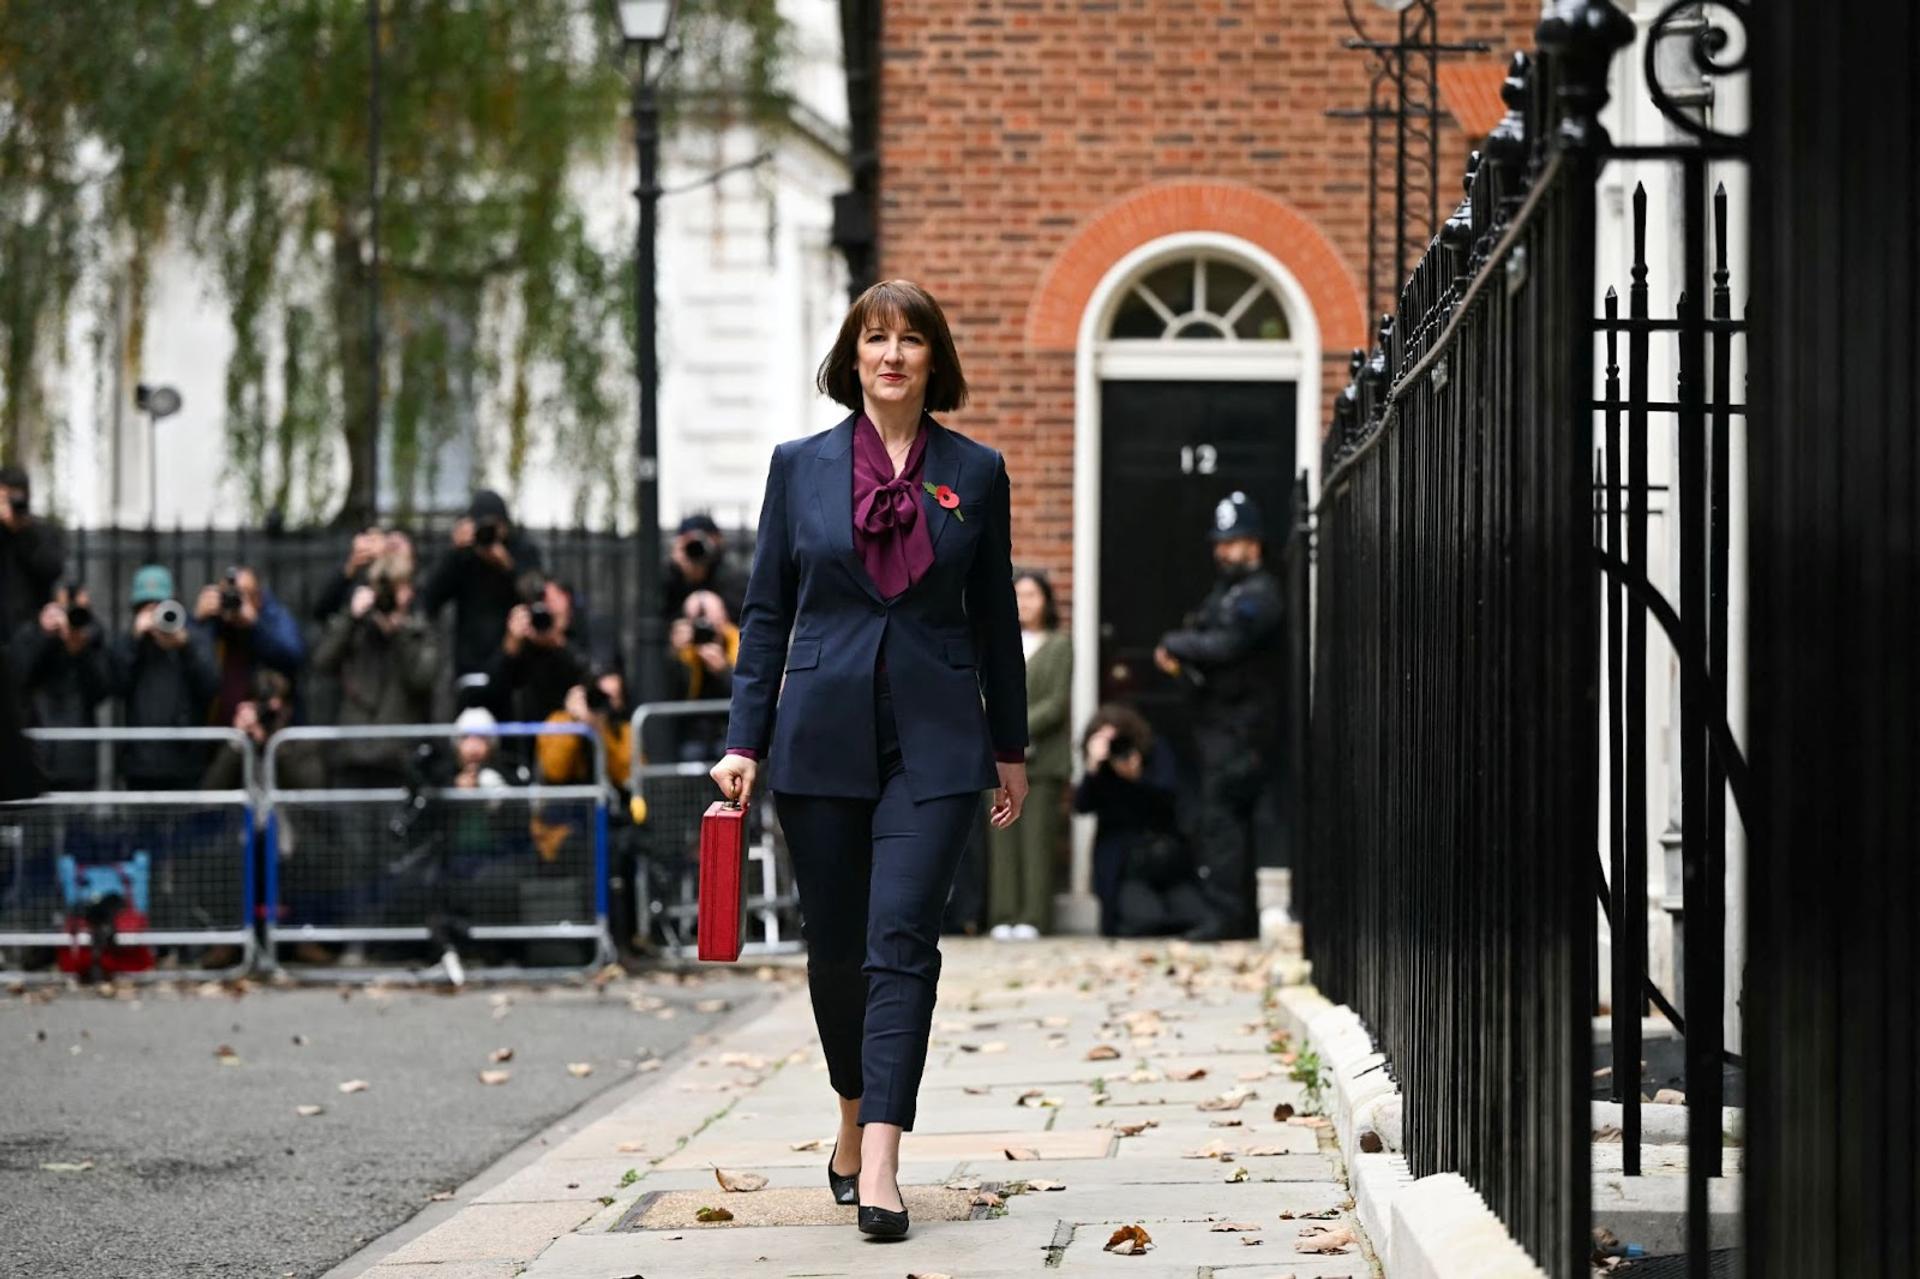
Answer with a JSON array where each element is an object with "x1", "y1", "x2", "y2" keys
[
  {"x1": 529, "y1": 601, "x2": 554, "y2": 632},
  {"x1": 372, "y1": 582, "x2": 398, "y2": 615},
  {"x1": 689, "y1": 619, "x2": 718, "y2": 647},
  {"x1": 66, "y1": 604, "x2": 92, "y2": 631},
  {"x1": 683, "y1": 536, "x2": 710, "y2": 562},
  {"x1": 153, "y1": 599, "x2": 187, "y2": 635},
  {"x1": 1108, "y1": 733, "x2": 1137, "y2": 758},
  {"x1": 475, "y1": 520, "x2": 501, "y2": 548}
]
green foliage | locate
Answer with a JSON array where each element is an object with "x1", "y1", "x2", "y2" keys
[
  {"x1": 0, "y1": 0, "x2": 788, "y2": 523},
  {"x1": 1289, "y1": 1048, "x2": 1329, "y2": 1115}
]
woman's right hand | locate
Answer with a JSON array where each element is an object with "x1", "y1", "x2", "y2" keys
[
  {"x1": 1085, "y1": 723, "x2": 1114, "y2": 766},
  {"x1": 711, "y1": 753, "x2": 757, "y2": 805}
]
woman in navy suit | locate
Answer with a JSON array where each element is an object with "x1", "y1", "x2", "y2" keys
[{"x1": 710, "y1": 279, "x2": 1030, "y2": 1239}]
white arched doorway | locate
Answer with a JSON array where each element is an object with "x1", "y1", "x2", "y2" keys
[{"x1": 1059, "y1": 232, "x2": 1319, "y2": 930}]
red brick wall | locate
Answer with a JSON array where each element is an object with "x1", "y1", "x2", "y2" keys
[{"x1": 877, "y1": 0, "x2": 1541, "y2": 617}]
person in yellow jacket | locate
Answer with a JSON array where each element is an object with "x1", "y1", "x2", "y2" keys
[
  {"x1": 532, "y1": 668, "x2": 632, "y2": 863},
  {"x1": 667, "y1": 589, "x2": 740, "y2": 702}
]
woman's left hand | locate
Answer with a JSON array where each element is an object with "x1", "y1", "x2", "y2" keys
[{"x1": 988, "y1": 761, "x2": 1028, "y2": 828}]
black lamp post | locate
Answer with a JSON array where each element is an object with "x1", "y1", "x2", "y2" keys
[{"x1": 612, "y1": 0, "x2": 678, "y2": 702}]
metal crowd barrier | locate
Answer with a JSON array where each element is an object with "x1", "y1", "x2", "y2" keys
[
  {"x1": 629, "y1": 700, "x2": 801, "y2": 958},
  {"x1": 263, "y1": 721, "x2": 615, "y2": 982},
  {"x1": 0, "y1": 728, "x2": 258, "y2": 982}
]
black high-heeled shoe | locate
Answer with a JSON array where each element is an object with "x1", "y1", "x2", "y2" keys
[
  {"x1": 826, "y1": 1142, "x2": 859, "y2": 1206},
  {"x1": 857, "y1": 1200, "x2": 910, "y2": 1239}
]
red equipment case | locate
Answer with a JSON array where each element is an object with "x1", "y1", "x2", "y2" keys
[{"x1": 696, "y1": 799, "x2": 749, "y2": 962}]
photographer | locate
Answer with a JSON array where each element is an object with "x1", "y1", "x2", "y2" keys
[
  {"x1": 314, "y1": 526, "x2": 415, "y2": 624},
  {"x1": 1072, "y1": 704, "x2": 1202, "y2": 938},
  {"x1": 310, "y1": 547, "x2": 441, "y2": 785},
  {"x1": 201, "y1": 669, "x2": 324, "y2": 791},
  {"x1": 191, "y1": 563, "x2": 306, "y2": 727},
  {"x1": 108, "y1": 565, "x2": 219, "y2": 790},
  {"x1": 485, "y1": 576, "x2": 587, "y2": 726},
  {"x1": 536, "y1": 666, "x2": 632, "y2": 790},
  {"x1": 666, "y1": 588, "x2": 738, "y2": 702},
  {"x1": 9, "y1": 581, "x2": 109, "y2": 790},
  {"x1": 663, "y1": 514, "x2": 745, "y2": 623},
  {"x1": 0, "y1": 464, "x2": 64, "y2": 636},
  {"x1": 420, "y1": 489, "x2": 543, "y2": 716}
]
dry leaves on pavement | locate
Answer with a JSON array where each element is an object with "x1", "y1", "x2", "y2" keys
[
  {"x1": 1272, "y1": 1102, "x2": 1295, "y2": 1121},
  {"x1": 788, "y1": 1138, "x2": 827, "y2": 1152},
  {"x1": 1024, "y1": 1179, "x2": 1066, "y2": 1191},
  {"x1": 1210, "y1": 1220, "x2": 1262, "y2": 1232},
  {"x1": 1003, "y1": 1146, "x2": 1041, "y2": 1160},
  {"x1": 1225, "y1": 1165, "x2": 1250, "y2": 1183},
  {"x1": 478, "y1": 1069, "x2": 511, "y2": 1086},
  {"x1": 337, "y1": 1079, "x2": 369, "y2": 1094},
  {"x1": 488, "y1": 1047, "x2": 514, "y2": 1063},
  {"x1": 694, "y1": 1206, "x2": 733, "y2": 1223},
  {"x1": 1196, "y1": 1090, "x2": 1250, "y2": 1112},
  {"x1": 1110, "y1": 1119, "x2": 1158, "y2": 1137},
  {"x1": 1085, "y1": 1044, "x2": 1122, "y2": 1060},
  {"x1": 970, "y1": 1190, "x2": 1004, "y2": 1208},
  {"x1": 1167, "y1": 1065, "x2": 1208, "y2": 1081},
  {"x1": 1182, "y1": 1138, "x2": 1236, "y2": 1160},
  {"x1": 294, "y1": 1104, "x2": 325, "y2": 1118},
  {"x1": 1104, "y1": 1223, "x2": 1155, "y2": 1255},
  {"x1": 714, "y1": 1167, "x2": 768, "y2": 1192},
  {"x1": 567, "y1": 1062, "x2": 594, "y2": 1078},
  {"x1": 1295, "y1": 1223, "x2": 1357, "y2": 1254}
]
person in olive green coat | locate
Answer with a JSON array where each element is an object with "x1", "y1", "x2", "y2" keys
[{"x1": 987, "y1": 570, "x2": 1072, "y2": 937}]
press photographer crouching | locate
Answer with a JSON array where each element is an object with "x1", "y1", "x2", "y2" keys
[
  {"x1": 109, "y1": 565, "x2": 218, "y2": 790},
  {"x1": 665, "y1": 589, "x2": 738, "y2": 763},
  {"x1": 1072, "y1": 704, "x2": 1205, "y2": 938},
  {"x1": 10, "y1": 582, "x2": 109, "y2": 791},
  {"x1": 192, "y1": 563, "x2": 306, "y2": 728}
]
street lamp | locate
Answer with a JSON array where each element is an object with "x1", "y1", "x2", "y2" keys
[
  {"x1": 134, "y1": 383, "x2": 182, "y2": 528},
  {"x1": 611, "y1": 0, "x2": 678, "y2": 702}
]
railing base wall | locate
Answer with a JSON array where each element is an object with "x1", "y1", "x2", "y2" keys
[{"x1": 1271, "y1": 972, "x2": 1547, "y2": 1279}]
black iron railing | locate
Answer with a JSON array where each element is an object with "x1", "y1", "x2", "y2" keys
[{"x1": 1295, "y1": 8, "x2": 1630, "y2": 1273}]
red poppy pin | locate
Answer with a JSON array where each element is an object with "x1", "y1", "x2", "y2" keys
[{"x1": 924, "y1": 481, "x2": 964, "y2": 520}]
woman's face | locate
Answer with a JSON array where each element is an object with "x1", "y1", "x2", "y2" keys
[
  {"x1": 856, "y1": 308, "x2": 931, "y2": 415},
  {"x1": 1015, "y1": 577, "x2": 1047, "y2": 630}
]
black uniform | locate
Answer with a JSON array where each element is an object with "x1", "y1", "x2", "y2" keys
[{"x1": 1158, "y1": 492, "x2": 1285, "y2": 940}]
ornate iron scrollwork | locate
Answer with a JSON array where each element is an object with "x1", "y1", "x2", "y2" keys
[{"x1": 1644, "y1": 0, "x2": 1751, "y2": 144}]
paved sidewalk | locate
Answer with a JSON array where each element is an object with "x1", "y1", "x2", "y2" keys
[{"x1": 340, "y1": 938, "x2": 1373, "y2": 1279}]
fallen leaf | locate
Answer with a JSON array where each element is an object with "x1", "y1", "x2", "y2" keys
[
  {"x1": 1653, "y1": 1088, "x2": 1686, "y2": 1105},
  {"x1": 1167, "y1": 1065, "x2": 1208, "y2": 1081},
  {"x1": 1026, "y1": 1178, "x2": 1066, "y2": 1191},
  {"x1": 567, "y1": 1062, "x2": 594, "y2": 1078},
  {"x1": 1197, "y1": 1091, "x2": 1248, "y2": 1112},
  {"x1": 1211, "y1": 1220, "x2": 1262, "y2": 1232},
  {"x1": 788, "y1": 1138, "x2": 827, "y2": 1152},
  {"x1": 979, "y1": 1040, "x2": 1008, "y2": 1054},
  {"x1": 714, "y1": 1167, "x2": 768, "y2": 1192},
  {"x1": 1225, "y1": 1165, "x2": 1250, "y2": 1183},
  {"x1": 1104, "y1": 1223, "x2": 1155, "y2": 1255},
  {"x1": 1272, "y1": 1102, "x2": 1295, "y2": 1122},
  {"x1": 1244, "y1": 1143, "x2": 1294, "y2": 1156},
  {"x1": 943, "y1": 1178, "x2": 982, "y2": 1191},
  {"x1": 1359, "y1": 1131, "x2": 1384, "y2": 1153},
  {"x1": 1003, "y1": 1146, "x2": 1041, "y2": 1160},
  {"x1": 1287, "y1": 1114, "x2": 1331, "y2": 1129},
  {"x1": 1593, "y1": 1124, "x2": 1625, "y2": 1142},
  {"x1": 970, "y1": 1190, "x2": 1004, "y2": 1208},
  {"x1": 1016, "y1": 1087, "x2": 1046, "y2": 1105},
  {"x1": 478, "y1": 1069, "x2": 512, "y2": 1086},
  {"x1": 488, "y1": 1047, "x2": 514, "y2": 1063},
  {"x1": 694, "y1": 1205, "x2": 733, "y2": 1223},
  {"x1": 962, "y1": 1085, "x2": 990, "y2": 1095},
  {"x1": 213, "y1": 1043, "x2": 239, "y2": 1063},
  {"x1": 1298, "y1": 1206, "x2": 1343, "y2": 1220},
  {"x1": 636, "y1": 1059, "x2": 662, "y2": 1073},
  {"x1": 718, "y1": 1051, "x2": 767, "y2": 1070},
  {"x1": 1182, "y1": 1139, "x2": 1236, "y2": 1159},
  {"x1": 1126, "y1": 1068, "x2": 1162, "y2": 1083},
  {"x1": 1112, "y1": 1120, "x2": 1159, "y2": 1137},
  {"x1": 617, "y1": 1141, "x2": 646, "y2": 1153},
  {"x1": 40, "y1": 1161, "x2": 94, "y2": 1173},
  {"x1": 591, "y1": 962, "x2": 624, "y2": 987},
  {"x1": 1085, "y1": 1044, "x2": 1122, "y2": 1060},
  {"x1": 908, "y1": 1273, "x2": 954, "y2": 1279},
  {"x1": 1295, "y1": 1223, "x2": 1357, "y2": 1254},
  {"x1": 693, "y1": 998, "x2": 731, "y2": 1014},
  {"x1": 1209, "y1": 1118, "x2": 1245, "y2": 1128},
  {"x1": 294, "y1": 1104, "x2": 325, "y2": 1118},
  {"x1": 428, "y1": 1190, "x2": 454, "y2": 1202},
  {"x1": 1239, "y1": 1236, "x2": 1264, "y2": 1246},
  {"x1": 337, "y1": 1079, "x2": 370, "y2": 1094}
]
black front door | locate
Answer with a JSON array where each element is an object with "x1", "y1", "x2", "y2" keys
[{"x1": 1097, "y1": 379, "x2": 1296, "y2": 762}]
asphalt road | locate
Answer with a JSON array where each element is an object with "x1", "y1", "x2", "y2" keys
[{"x1": 0, "y1": 969, "x2": 779, "y2": 1279}]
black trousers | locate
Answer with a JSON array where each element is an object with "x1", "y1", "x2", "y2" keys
[{"x1": 773, "y1": 664, "x2": 978, "y2": 1130}]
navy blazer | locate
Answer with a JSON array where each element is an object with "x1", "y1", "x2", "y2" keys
[{"x1": 725, "y1": 412, "x2": 1028, "y2": 801}]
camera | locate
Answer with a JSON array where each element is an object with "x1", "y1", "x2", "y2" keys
[
  {"x1": 474, "y1": 517, "x2": 504, "y2": 548},
  {"x1": 3, "y1": 490, "x2": 28, "y2": 517},
  {"x1": 689, "y1": 618, "x2": 718, "y2": 648},
  {"x1": 584, "y1": 683, "x2": 612, "y2": 717},
  {"x1": 682, "y1": 533, "x2": 713, "y2": 563},
  {"x1": 152, "y1": 599, "x2": 188, "y2": 636},
  {"x1": 371, "y1": 579, "x2": 399, "y2": 616},
  {"x1": 66, "y1": 603, "x2": 93, "y2": 632},
  {"x1": 528, "y1": 601, "x2": 555, "y2": 633},
  {"x1": 219, "y1": 568, "x2": 243, "y2": 614},
  {"x1": 1107, "y1": 733, "x2": 1139, "y2": 761}
]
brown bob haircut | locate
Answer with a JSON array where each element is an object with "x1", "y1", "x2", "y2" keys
[{"x1": 816, "y1": 279, "x2": 970, "y2": 414}]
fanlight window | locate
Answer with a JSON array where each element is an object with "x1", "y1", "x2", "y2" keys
[{"x1": 1107, "y1": 255, "x2": 1292, "y2": 342}]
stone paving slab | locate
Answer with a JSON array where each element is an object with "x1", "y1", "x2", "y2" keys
[
  {"x1": 471, "y1": 1156, "x2": 639, "y2": 1205},
  {"x1": 362, "y1": 1263, "x2": 524, "y2": 1279},
  {"x1": 520, "y1": 1215, "x2": 1056, "y2": 1278},
  {"x1": 376, "y1": 1201, "x2": 600, "y2": 1266},
  {"x1": 949, "y1": 1153, "x2": 1340, "y2": 1185},
  {"x1": 652, "y1": 1124, "x2": 1116, "y2": 1169}
]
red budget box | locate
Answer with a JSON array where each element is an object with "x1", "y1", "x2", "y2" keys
[{"x1": 696, "y1": 799, "x2": 749, "y2": 962}]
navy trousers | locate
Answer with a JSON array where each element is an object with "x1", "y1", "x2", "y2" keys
[{"x1": 773, "y1": 663, "x2": 979, "y2": 1130}]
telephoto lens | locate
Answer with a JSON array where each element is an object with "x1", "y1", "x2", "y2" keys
[
  {"x1": 474, "y1": 519, "x2": 501, "y2": 548},
  {"x1": 372, "y1": 581, "x2": 399, "y2": 615},
  {"x1": 1107, "y1": 733, "x2": 1137, "y2": 760},
  {"x1": 584, "y1": 683, "x2": 612, "y2": 716},
  {"x1": 528, "y1": 601, "x2": 554, "y2": 632},
  {"x1": 689, "y1": 618, "x2": 718, "y2": 648},
  {"x1": 152, "y1": 599, "x2": 188, "y2": 635},
  {"x1": 65, "y1": 603, "x2": 93, "y2": 632},
  {"x1": 219, "y1": 569, "x2": 243, "y2": 614},
  {"x1": 683, "y1": 535, "x2": 711, "y2": 562}
]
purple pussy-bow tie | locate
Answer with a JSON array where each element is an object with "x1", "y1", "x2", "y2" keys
[{"x1": 856, "y1": 473, "x2": 922, "y2": 534}]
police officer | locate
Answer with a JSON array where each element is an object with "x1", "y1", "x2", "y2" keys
[{"x1": 1153, "y1": 490, "x2": 1284, "y2": 941}]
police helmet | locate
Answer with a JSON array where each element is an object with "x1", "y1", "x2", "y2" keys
[{"x1": 1209, "y1": 491, "x2": 1265, "y2": 542}]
